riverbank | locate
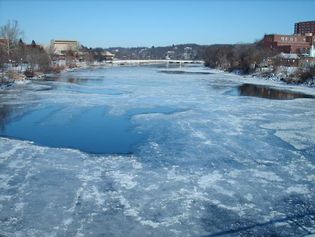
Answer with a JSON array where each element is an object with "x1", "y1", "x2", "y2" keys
[
  {"x1": 224, "y1": 71, "x2": 315, "y2": 96},
  {"x1": 209, "y1": 66, "x2": 315, "y2": 88},
  {"x1": 251, "y1": 68, "x2": 315, "y2": 87},
  {"x1": 231, "y1": 71, "x2": 315, "y2": 96},
  {"x1": 159, "y1": 66, "x2": 315, "y2": 97},
  {"x1": 0, "y1": 71, "x2": 27, "y2": 88},
  {"x1": 2, "y1": 62, "x2": 315, "y2": 95},
  {"x1": 0, "y1": 60, "x2": 204, "y2": 87},
  {"x1": 0, "y1": 62, "x2": 96, "y2": 87}
]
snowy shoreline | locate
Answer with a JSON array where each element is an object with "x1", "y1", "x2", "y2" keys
[
  {"x1": 157, "y1": 66, "x2": 315, "y2": 96},
  {"x1": 1, "y1": 64, "x2": 315, "y2": 97},
  {"x1": 227, "y1": 72, "x2": 315, "y2": 95}
]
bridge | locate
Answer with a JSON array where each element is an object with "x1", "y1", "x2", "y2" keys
[{"x1": 110, "y1": 59, "x2": 204, "y2": 66}]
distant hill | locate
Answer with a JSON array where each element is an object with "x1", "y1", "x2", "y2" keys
[{"x1": 92, "y1": 44, "x2": 207, "y2": 60}]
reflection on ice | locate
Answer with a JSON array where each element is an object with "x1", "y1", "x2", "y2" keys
[
  {"x1": 159, "y1": 70, "x2": 213, "y2": 75},
  {"x1": 0, "y1": 65, "x2": 315, "y2": 236},
  {"x1": 0, "y1": 106, "x2": 144, "y2": 154},
  {"x1": 237, "y1": 83, "x2": 315, "y2": 100},
  {"x1": 0, "y1": 98, "x2": 188, "y2": 154},
  {"x1": 0, "y1": 104, "x2": 12, "y2": 131}
]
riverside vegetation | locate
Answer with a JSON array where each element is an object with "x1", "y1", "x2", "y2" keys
[
  {"x1": 0, "y1": 20, "x2": 96, "y2": 84},
  {"x1": 203, "y1": 41, "x2": 315, "y2": 85}
]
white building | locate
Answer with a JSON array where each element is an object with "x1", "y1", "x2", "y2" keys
[
  {"x1": 50, "y1": 40, "x2": 80, "y2": 55},
  {"x1": 166, "y1": 51, "x2": 175, "y2": 60},
  {"x1": 183, "y1": 47, "x2": 193, "y2": 60}
]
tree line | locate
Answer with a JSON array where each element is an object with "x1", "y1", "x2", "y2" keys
[
  {"x1": 0, "y1": 20, "x2": 51, "y2": 72},
  {"x1": 203, "y1": 42, "x2": 315, "y2": 83},
  {"x1": 105, "y1": 44, "x2": 205, "y2": 60},
  {"x1": 0, "y1": 20, "x2": 97, "y2": 74},
  {"x1": 203, "y1": 41, "x2": 277, "y2": 74}
]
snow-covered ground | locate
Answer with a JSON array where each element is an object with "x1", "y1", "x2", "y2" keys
[{"x1": 0, "y1": 65, "x2": 314, "y2": 236}]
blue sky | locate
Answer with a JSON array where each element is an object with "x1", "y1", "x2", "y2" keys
[{"x1": 0, "y1": 0, "x2": 314, "y2": 47}]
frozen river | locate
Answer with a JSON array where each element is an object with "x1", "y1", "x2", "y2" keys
[{"x1": 0, "y1": 65, "x2": 315, "y2": 236}]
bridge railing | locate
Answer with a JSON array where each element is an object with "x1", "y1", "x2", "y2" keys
[{"x1": 111, "y1": 59, "x2": 204, "y2": 65}]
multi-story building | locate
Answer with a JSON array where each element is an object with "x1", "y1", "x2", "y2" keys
[
  {"x1": 101, "y1": 51, "x2": 115, "y2": 61},
  {"x1": 50, "y1": 40, "x2": 80, "y2": 55},
  {"x1": 263, "y1": 20, "x2": 315, "y2": 54},
  {"x1": 294, "y1": 21, "x2": 315, "y2": 35},
  {"x1": 49, "y1": 40, "x2": 81, "y2": 66},
  {"x1": 165, "y1": 51, "x2": 175, "y2": 60},
  {"x1": 305, "y1": 33, "x2": 315, "y2": 46},
  {"x1": 183, "y1": 47, "x2": 193, "y2": 60},
  {"x1": 263, "y1": 34, "x2": 312, "y2": 53}
]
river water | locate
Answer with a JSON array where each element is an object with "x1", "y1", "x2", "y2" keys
[{"x1": 0, "y1": 65, "x2": 314, "y2": 236}]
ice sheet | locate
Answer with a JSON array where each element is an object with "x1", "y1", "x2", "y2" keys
[{"x1": 0, "y1": 65, "x2": 314, "y2": 236}]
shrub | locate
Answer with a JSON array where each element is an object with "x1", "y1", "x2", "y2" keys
[
  {"x1": 24, "y1": 68, "x2": 34, "y2": 78},
  {"x1": 295, "y1": 66, "x2": 315, "y2": 82}
]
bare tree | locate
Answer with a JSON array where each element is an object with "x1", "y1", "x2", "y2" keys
[
  {"x1": 46, "y1": 43, "x2": 55, "y2": 59},
  {"x1": 65, "y1": 49, "x2": 76, "y2": 67},
  {"x1": 0, "y1": 20, "x2": 23, "y2": 61},
  {"x1": 203, "y1": 41, "x2": 278, "y2": 74},
  {"x1": 0, "y1": 43, "x2": 7, "y2": 68},
  {"x1": 26, "y1": 45, "x2": 51, "y2": 72}
]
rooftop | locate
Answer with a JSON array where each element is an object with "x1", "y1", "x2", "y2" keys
[
  {"x1": 277, "y1": 53, "x2": 300, "y2": 59},
  {"x1": 52, "y1": 40, "x2": 78, "y2": 43},
  {"x1": 295, "y1": 20, "x2": 315, "y2": 24}
]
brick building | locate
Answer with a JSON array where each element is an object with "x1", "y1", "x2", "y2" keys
[
  {"x1": 263, "y1": 20, "x2": 315, "y2": 54},
  {"x1": 263, "y1": 34, "x2": 312, "y2": 53},
  {"x1": 294, "y1": 21, "x2": 315, "y2": 35}
]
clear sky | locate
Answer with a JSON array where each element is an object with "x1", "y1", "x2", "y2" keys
[{"x1": 0, "y1": 0, "x2": 314, "y2": 48}]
